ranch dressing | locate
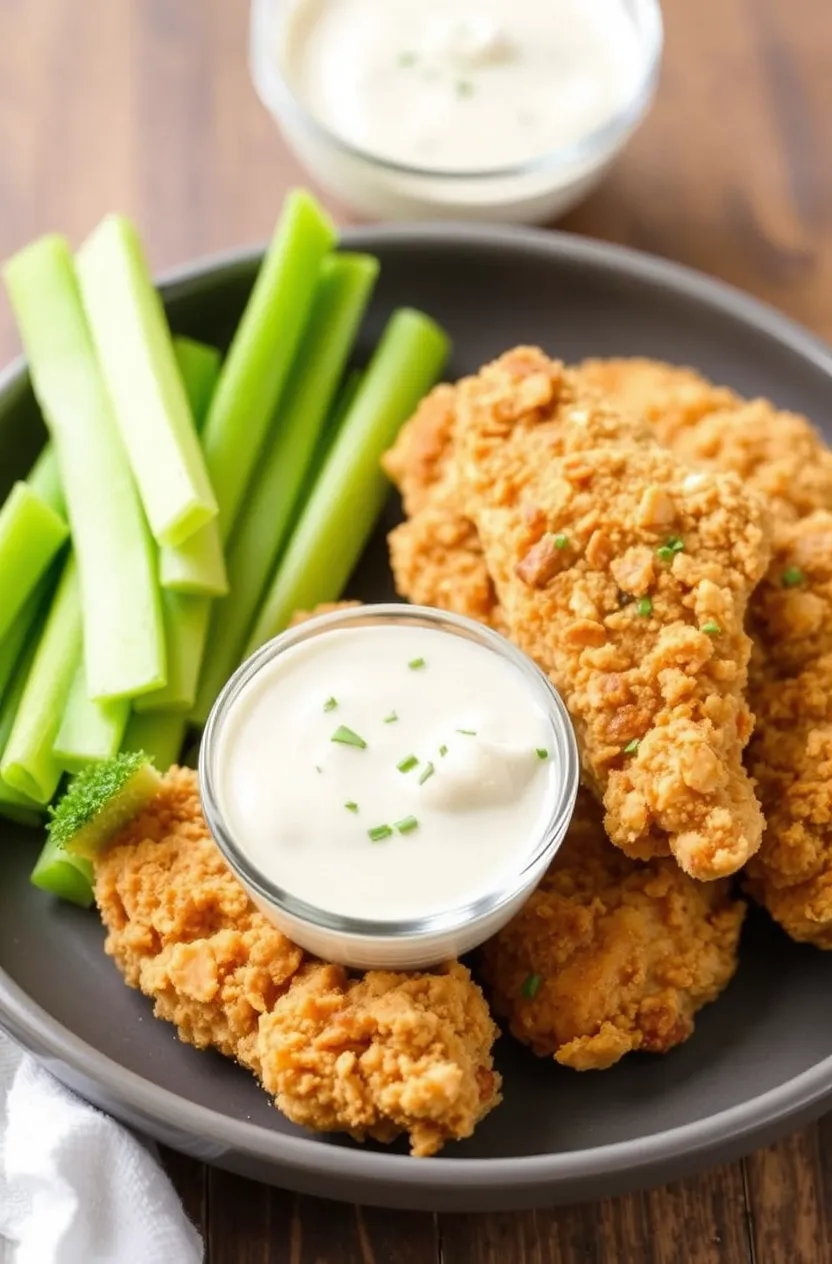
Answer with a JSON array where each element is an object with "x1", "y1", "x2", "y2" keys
[
  {"x1": 214, "y1": 623, "x2": 559, "y2": 922},
  {"x1": 282, "y1": 0, "x2": 643, "y2": 172}
]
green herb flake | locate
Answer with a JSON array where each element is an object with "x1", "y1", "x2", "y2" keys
[
  {"x1": 408, "y1": 657, "x2": 426, "y2": 670},
  {"x1": 315, "y1": 765, "x2": 322, "y2": 774},
  {"x1": 623, "y1": 739, "x2": 640, "y2": 755},
  {"x1": 397, "y1": 51, "x2": 417, "y2": 67},
  {"x1": 553, "y1": 533, "x2": 569, "y2": 550},
  {"x1": 535, "y1": 748, "x2": 549, "y2": 761},
  {"x1": 456, "y1": 79, "x2": 474, "y2": 97},
  {"x1": 383, "y1": 711, "x2": 399, "y2": 724},
  {"x1": 397, "y1": 754, "x2": 419, "y2": 774},
  {"x1": 395, "y1": 815, "x2": 419, "y2": 835},
  {"x1": 323, "y1": 696, "x2": 338, "y2": 712},
  {"x1": 636, "y1": 596, "x2": 653, "y2": 617},
  {"x1": 456, "y1": 728, "x2": 477, "y2": 736},
  {"x1": 368, "y1": 824, "x2": 393, "y2": 842},
  {"x1": 521, "y1": 973, "x2": 542, "y2": 1000},
  {"x1": 345, "y1": 801, "x2": 359, "y2": 813},
  {"x1": 439, "y1": 744, "x2": 448, "y2": 757},
  {"x1": 782, "y1": 566, "x2": 805, "y2": 588},
  {"x1": 657, "y1": 536, "x2": 685, "y2": 563},
  {"x1": 330, "y1": 725, "x2": 367, "y2": 749},
  {"x1": 419, "y1": 761, "x2": 435, "y2": 786},
  {"x1": 701, "y1": 620, "x2": 721, "y2": 636}
]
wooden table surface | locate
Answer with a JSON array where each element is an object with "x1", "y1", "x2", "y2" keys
[{"x1": 1, "y1": 0, "x2": 830, "y2": 1259}]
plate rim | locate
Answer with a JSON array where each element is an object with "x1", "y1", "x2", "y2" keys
[{"x1": 1, "y1": 220, "x2": 831, "y2": 1199}]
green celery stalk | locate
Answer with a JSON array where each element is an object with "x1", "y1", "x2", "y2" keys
[
  {"x1": 0, "y1": 571, "x2": 53, "y2": 707},
  {"x1": 193, "y1": 253, "x2": 378, "y2": 722},
  {"x1": 53, "y1": 661, "x2": 130, "y2": 773},
  {"x1": 30, "y1": 838, "x2": 94, "y2": 907},
  {"x1": 173, "y1": 337, "x2": 221, "y2": 432},
  {"x1": 27, "y1": 446, "x2": 65, "y2": 515},
  {"x1": 0, "y1": 481, "x2": 68, "y2": 641},
  {"x1": 245, "y1": 309, "x2": 450, "y2": 654},
  {"x1": 122, "y1": 709, "x2": 188, "y2": 771},
  {"x1": 77, "y1": 215, "x2": 219, "y2": 548},
  {"x1": 0, "y1": 630, "x2": 46, "y2": 825},
  {"x1": 132, "y1": 592, "x2": 210, "y2": 712},
  {"x1": 1, "y1": 557, "x2": 82, "y2": 803},
  {"x1": 201, "y1": 190, "x2": 337, "y2": 540},
  {"x1": 3, "y1": 236, "x2": 166, "y2": 700}
]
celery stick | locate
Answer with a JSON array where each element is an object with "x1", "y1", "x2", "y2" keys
[
  {"x1": 173, "y1": 337, "x2": 221, "y2": 432},
  {"x1": 245, "y1": 309, "x2": 450, "y2": 653},
  {"x1": 201, "y1": 191, "x2": 337, "y2": 540},
  {"x1": 133, "y1": 592, "x2": 210, "y2": 712},
  {"x1": 122, "y1": 709, "x2": 188, "y2": 771},
  {"x1": 0, "y1": 571, "x2": 53, "y2": 706},
  {"x1": 0, "y1": 631, "x2": 46, "y2": 824},
  {"x1": 3, "y1": 236, "x2": 166, "y2": 700},
  {"x1": 0, "y1": 482, "x2": 68, "y2": 641},
  {"x1": 1, "y1": 558, "x2": 82, "y2": 803},
  {"x1": 193, "y1": 253, "x2": 378, "y2": 721},
  {"x1": 53, "y1": 661, "x2": 130, "y2": 773},
  {"x1": 77, "y1": 216, "x2": 219, "y2": 547},
  {"x1": 30, "y1": 838, "x2": 94, "y2": 907},
  {"x1": 27, "y1": 446, "x2": 65, "y2": 515}
]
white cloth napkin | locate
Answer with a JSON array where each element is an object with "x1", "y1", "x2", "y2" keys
[{"x1": 0, "y1": 1029, "x2": 203, "y2": 1264}]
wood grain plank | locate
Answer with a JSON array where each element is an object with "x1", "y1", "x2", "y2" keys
[
  {"x1": 160, "y1": 1147, "x2": 208, "y2": 1247},
  {"x1": 744, "y1": 1115, "x2": 832, "y2": 1264}
]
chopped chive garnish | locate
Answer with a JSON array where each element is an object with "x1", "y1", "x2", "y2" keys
[
  {"x1": 345, "y1": 801, "x2": 358, "y2": 813},
  {"x1": 323, "y1": 696, "x2": 338, "y2": 712},
  {"x1": 456, "y1": 728, "x2": 477, "y2": 736},
  {"x1": 623, "y1": 739, "x2": 640, "y2": 755},
  {"x1": 383, "y1": 711, "x2": 399, "y2": 724},
  {"x1": 456, "y1": 79, "x2": 474, "y2": 97},
  {"x1": 535, "y1": 748, "x2": 549, "y2": 760},
  {"x1": 368, "y1": 824, "x2": 393, "y2": 842},
  {"x1": 419, "y1": 761, "x2": 435, "y2": 786},
  {"x1": 636, "y1": 596, "x2": 653, "y2": 617},
  {"x1": 656, "y1": 545, "x2": 674, "y2": 563},
  {"x1": 315, "y1": 765, "x2": 322, "y2": 773},
  {"x1": 408, "y1": 657, "x2": 426, "y2": 670},
  {"x1": 553, "y1": 533, "x2": 569, "y2": 550},
  {"x1": 331, "y1": 725, "x2": 367, "y2": 749},
  {"x1": 522, "y1": 973, "x2": 542, "y2": 999},
  {"x1": 398, "y1": 50, "x2": 417, "y2": 67},
  {"x1": 395, "y1": 815, "x2": 419, "y2": 834},
  {"x1": 439, "y1": 744, "x2": 448, "y2": 757},
  {"x1": 657, "y1": 536, "x2": 684, "y2": 562},
  {"x1": 397, "y1": 754, "x2": 419, "y2": 773},
  {"x1": 701, "y1": 620, "x2": 721, "y2": 636},
  {"x1": 782, "y1": 566, "x2": 805, "y2": 588}
]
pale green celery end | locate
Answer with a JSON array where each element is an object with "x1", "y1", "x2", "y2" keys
[
  {"x1": 1, "y1": 556, "x2": 82, "y2": 803},
  {"x1": 2, "y1": 235, "x2": 166, "y2": 700},
  {"x1": 27, "y1": 445, "x2": 66, "y2": 515},
  {"x1": 122, "y1": 709, "x2": 188, "y2": 771},
  {"x1": 53, "y1": 659, "x2": 130, "y2": 772},
  {"x1": 132, "y1": 592, "x2": 210, "y2": 712},
  {"x1": 192, "y1": 253, "x2": 378, "y2": 723},
  {"x1": 159, "y1": 519, "x2": 228, "y2": 596},
  {"x1": 76, "y1": 215, "x2": 219, "y2": 548},
  {"x1": 0, "y1": 481, "x2": 69, "y2": 642},
  {"x1": 245, "y1": 308, "x2": 450, "y2": 653},
  {"x1": 201, "y1": 190, "x2": 338, "y2": 541},
  {"x1": 30, "y1": 838, "x2": 94, "y2": 905},
  {"x1": 173, "y1": 336, "x2": 222, "y2": 432}
]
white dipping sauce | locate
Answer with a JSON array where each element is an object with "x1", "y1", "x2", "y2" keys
[
  {"x1": 282, "y1": 0, "x2": 643, "y2": 172},
  {"x1": 215, "y1": 624, "x2": 558, "y2": 922}
]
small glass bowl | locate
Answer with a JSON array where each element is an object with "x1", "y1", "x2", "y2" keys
[
  {"x1": 200, "y1": 604, "x2": 579, "y2": 970},
  {"x1": 249, "y1": 0, "x2": 663, "y2": 225}
]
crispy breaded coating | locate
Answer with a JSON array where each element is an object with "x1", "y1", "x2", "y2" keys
[
  {"x1": 578, "y1": 357, "x2": 739, "y2": 448},
  {"x1": 450, "y1": 348, "x2": 771, "y2": 880},
  {"x1": 95, "y1": 768, "x2": 501, "y2": 1155},
  {"x1": 744, "y1": 513, "x2": 832, "y2": 947},
  {"x1": 258, "y1": 961, "x2": 500, "y2": 1157},
  {"x1": 481, "y1": 793, "x2": 745, "y2": 1069},
  {"x1": 382, "y1": 383, "x2": 458, "y2": 516}
]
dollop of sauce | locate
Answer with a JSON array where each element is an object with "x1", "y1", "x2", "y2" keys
[
  {"x1": 215, "y1": 624, "x2": 558, "y2": 921},
  {"x1": 282, "y1": 0, "x2": 643, "y2": 172}
]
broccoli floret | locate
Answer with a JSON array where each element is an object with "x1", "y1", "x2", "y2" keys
[{"x1": 47, "y1": 750, "x2": 162, "y2": 859}]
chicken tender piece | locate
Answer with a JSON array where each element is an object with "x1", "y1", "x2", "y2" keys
[
  {"x1": 481, "y1": 793, "x2": 745, "y2": 1069},
  {"x1": 451, "y1": 348, "x2": 770, "y2": 880},
  {"x1": 578, "y1": 357, "x2": 740, "y2": 447},
  {"x1": 95, "y1": 768, "x2": 501, "y2": 1155},
  {"x1": 744, "y1": 513, "x2": 832, "y2": 947}
]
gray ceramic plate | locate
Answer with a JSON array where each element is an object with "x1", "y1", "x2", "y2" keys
[{"x1": 1, "y1": 225, "x2": 831, "y2": 1213}]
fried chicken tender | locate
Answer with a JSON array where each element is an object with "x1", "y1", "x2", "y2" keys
[
  {"x1": 450, "y1": 348, "x2": 771, "y2": 880},
  {"x1": 95, "y1": 768, "x2": 501, "y2": 1155},
  {"x1": 481, "y1": 793, "x2": 745, "y2": 1069},
  {"x1": 744, "y1": 513, "x2": 832, "y2": 947}
]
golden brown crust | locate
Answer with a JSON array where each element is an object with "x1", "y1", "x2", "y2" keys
[
  {"x1": 94, "y1": 769, "x2": 501, "y2": 1155},
  {"x1": 481, "y1": 793, "x2": 745, "y2": 1069}
]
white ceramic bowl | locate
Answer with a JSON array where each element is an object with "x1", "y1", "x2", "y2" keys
[{"x1": 249, "y1": 0, "x2": 663, "y2": 225}]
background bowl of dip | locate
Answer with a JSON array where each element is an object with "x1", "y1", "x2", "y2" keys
[
  {"x1": 200, "y1": 604, "x2": 580, "y2": 970},
  {"x1": 249, "y1": 0, "x2": 663, "y2": 225}
]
